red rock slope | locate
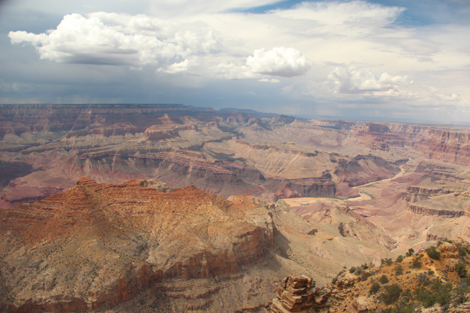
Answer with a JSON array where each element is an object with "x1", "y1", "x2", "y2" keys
[{"x1": 0, "y1": 177, "x2": 274, "y2": 312}]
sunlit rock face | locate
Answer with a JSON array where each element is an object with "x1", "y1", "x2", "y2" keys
[{"x1": 0, "y1": 178, "x2": 275, "y2": 312}]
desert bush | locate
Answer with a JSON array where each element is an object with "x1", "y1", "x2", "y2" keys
[
  {"x1": 394, "y1": 264, "x2": 403, "y2": 276},
  {"x1": 426, "y1": 246, "x2": 441, "y2": 260},
  {"x1": 405, "y1": 248, "x2": 414, "y2": 257},
  {"x1": 382, "y1": 284, "x2": 402, "y2": 305},
  {"x1": 455, "y1": 263, "x2": 467, "y2": 278},
  {"x1": 414, "y1": 278, "x2": 452, "y2": 308},
  {"x1": 379, "y1": 274, "x2": 389, "y2": 284},
  {"x1": 412, "y1": 256, "x2": 422, "y2": 269},
  {"x1": 381, "y1": 258, "x2": 393, "y2": 266},
  {"x1": 456, "y1": 244, "x2": 467, "y2": 258},
  {"x1": 395, "y1": 255, "x2": 404, "y2": 263},
  {"x1": 453, "y1": 278, "x2": 470, "y2": 304},
  {"x1": 370, "y1": 282, "x2": 380, "y2": 294},
  {"x1": 349, "y1": 267, "x2": 356, "y2": 274}
]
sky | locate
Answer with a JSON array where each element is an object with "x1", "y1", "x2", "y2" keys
[{"x1": 0, "y1": 0, "x2": 469, "y2": 123}]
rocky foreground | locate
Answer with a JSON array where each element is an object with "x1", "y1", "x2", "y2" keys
[
  {"x1": 265, "y1": 241, "x2": 470, "y2": 313},
  {"x1": 0, "y1": 177, "x2": 278, "y2": 312},
  {"x1": 0, "y1": 177, "x2": 419, "y2": 313},
  {"x1": 1, "y1": 180, "x2": 470, "y2": 312}
]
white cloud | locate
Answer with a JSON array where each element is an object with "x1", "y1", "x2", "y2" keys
[
  {"x1": 159, "y1": 57, "x2": 197, "y2": 74},
  {"x1": 272, "y1": 1, "x2": 404, "y2": 29},
  {"x1": 9, "y1": 12, "x2": 221, "y2": 71},
  {"x1": 217, "y1": 47, "x2": 311, "y2": 79},
  {"x1": 258, "y1": 78, "x2": 280, "y2": 83},
  {"x1": 327, "y1": 66, "x2": 412, "y2": 94},
  {"x1": 246, "y1": 47, "x2": 311, "y2": 77}
]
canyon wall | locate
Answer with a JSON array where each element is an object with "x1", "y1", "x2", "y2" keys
[
  {"x1": 1, "y1": 104, "x2": 405, "y2": 207},
  {"x1": 0, "y1": 178, "x2": 275, "y2": 312}
]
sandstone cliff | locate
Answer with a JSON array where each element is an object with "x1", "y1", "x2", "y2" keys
[{"x1": 0, "y1": 177, "x2": 275, "y2": 312}]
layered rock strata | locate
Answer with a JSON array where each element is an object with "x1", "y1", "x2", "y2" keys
[
  {"x1": 270, "y1": 275, "x2": 316, "y2": 313},
  {"x1": 409, "y1": 204, "x2": 466, "y2": 218},
  {"x1": 0, "y1": 177, "x2": 275, "y2": 312}
]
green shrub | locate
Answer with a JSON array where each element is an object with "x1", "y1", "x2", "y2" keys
[
  {"x1": 454, "y1": 279, "x2": 470, "y2": 304},
  {"x1": 457, "y1": 244, "x2": 467, "y2": 258},
  {"x1": 370, "y1": 282, "x2": 380, "y2": 294},
  {"x1": 382, "y1": 284, "x2": 402, "y2": 305},
  {"x1": 405, "y1": 248, "x2": 414, "y2": 257},
  {"x1": 401, "y1": 289, "x2": 412, "y2": 303},
  {"x1": 379, "y1": 274, "x2": 389, "y2": 284},
  {"x1": 395, "y1": 255, "x2": 404, "y2": 263},
  {"x1": 349, "y1": 267, "x2": 356, "y2": 273},
  {"x1": 414, "y1": 278, "x2": 452, "y2": 308},
  {"x1": 426, "y1": 246, "x2": 441, "y2": 260},
  {"x1": 381, "y1": 258, "x2": 393, "y2": 266},
  {"x1": 456, "y1": 263, "x2": 467, "y2": 278},
  {"x1": 412, "y1": 256, "x2": 422, "y2": 269},
  {"x1": 395, "y1": 264, "x2": 403, "y2": 276}
]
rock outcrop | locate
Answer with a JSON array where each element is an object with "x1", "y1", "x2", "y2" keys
[
  {"x1": 409, "y1": 204, "x2": 466, "y2": 218},
  {"x1": 0, "y1": 177, "x2": 275, "y2": 312},
  {"x1": 270, "y1": 275, "x2": 316, "y2": 313}
]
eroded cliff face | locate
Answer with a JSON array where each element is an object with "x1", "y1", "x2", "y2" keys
[
  {"x1": 0, "y1": 178, "x2": 275, "y2": 312},
  {"x1": 358, "y1": 122, "x2": 470, "y2": 165},
  {"x1": 1, "y1": 104, "x2": 405, "y2": 207}
]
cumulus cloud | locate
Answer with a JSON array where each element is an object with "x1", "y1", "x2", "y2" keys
[
  {"x1": 327, "y1": 66, "x2": 412, "y2": 94},
  {"x1": 217, "y1": 47, "x2": 311, "y2": 80},
  {"x1": 8, "y1": 12, "x2": 221, "y2": 71},
  {"x1": 246, "y1": 47, "x2": 311, "y2": 77}
]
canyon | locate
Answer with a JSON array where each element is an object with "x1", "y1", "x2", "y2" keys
[{"x1": 1, "y1": 104, "x2": 470, "y2": 312}]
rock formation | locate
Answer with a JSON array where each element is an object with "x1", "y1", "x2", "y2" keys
[
  {"x1": 271, "y1": 275, "x2": 315, "y2": 313},
  {"x1": 0, "y1": 177, "x2": 276, "y2": 312},
  {"x1": 0, "y1": 104, "x2": 405, "y2": 207}
]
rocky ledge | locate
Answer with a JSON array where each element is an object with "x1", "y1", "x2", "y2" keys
[{"x1": 409, "y1": 204, "x2": 466, "y2": 218}]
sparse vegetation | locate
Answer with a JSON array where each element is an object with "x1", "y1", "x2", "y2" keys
[
  {"x1": 379, "y1": 274, "x2": 389, "y2": 284},
  {"x1": 405, "y1": 248, "x2": 414, "y2": 257},
  {"x1": 411, "y1": 255, "x2": 423, "y2": 269},
  {"x1": 381, "y1": 284, "x2": 402, "y2": 305},
  {"x1": 395, "y1": 255, "x2": 404, "y2": 263},
  {"x1": 414, "y1": 278, "x2": 452, "y2": 308},
  {"x1": 381, "y1": 258, "x2": 393, "y2": 266},
  {"x1": 394, "y1": 264, "x2": 403, "y2": 276},
  {"x1": 349, "y1": 267, "x2": 356, "y2": 273},
  {"x1": 456, "y1": 263, "x2": 467, "y2": 278},
  {"x1": 370, "y1": 282, "x2": 380, "y2": 294},
  {"x1": 426, "y1": 246, "x2": 441, "y2": 260},
  {"x1": 457, "y1": 243, "x2": 468, "y2": 257}
]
